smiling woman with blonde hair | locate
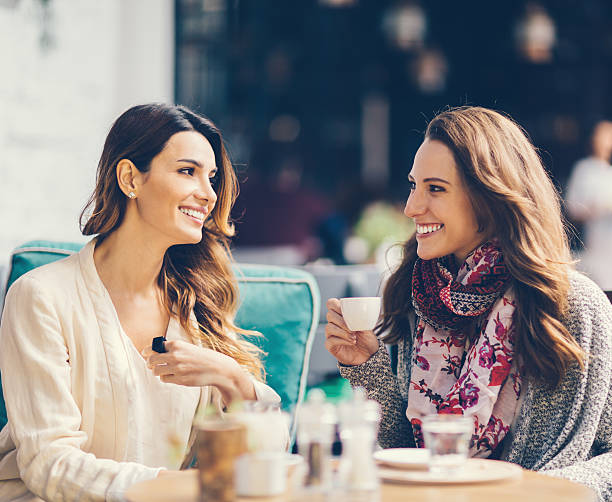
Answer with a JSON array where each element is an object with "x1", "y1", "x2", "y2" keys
[
  {"x1": 0, "y1": 103, "x2": 282, "y2": 502},
  {"x1": 325, "y1": 106, "x2": 612, "y2": 498}
]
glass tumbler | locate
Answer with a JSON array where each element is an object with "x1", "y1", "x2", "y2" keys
[{"x1": 421, "y1": 414, "x2": 473, "y2": 476}]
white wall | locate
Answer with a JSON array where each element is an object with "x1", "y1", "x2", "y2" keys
[
  {"x1": 116, "y1": 0, "x2": 175, "y2": 114},
  {"x1": 0, "y1": 0, "x2": 174, "y2": 260}
]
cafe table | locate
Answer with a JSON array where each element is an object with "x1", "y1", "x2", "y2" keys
[{"x1": 124, "y1": 465, "x2": 596, "y2": 502}]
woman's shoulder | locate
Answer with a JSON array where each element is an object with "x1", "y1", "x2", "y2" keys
[
  {"x1": 567, "y1": 269, "x2": 610, "y2": 307},
  {"x1": 6, "y1": 252, "x2": 82, "y2": 301},
  {"x1": 564, "y1": 269, "x2": 612, "y2": 349}
]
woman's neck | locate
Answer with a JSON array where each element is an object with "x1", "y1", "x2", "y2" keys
[{"x1": 93, "y1": 223, "x2": 167, "y2": 295}]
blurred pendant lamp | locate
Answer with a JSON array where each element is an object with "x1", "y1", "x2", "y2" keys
[
  {"x1": 515, "y1": 2, "x2": 556, "y2": 63},
  {"x1": 382, "y1": 2, "x2": 426, "y2": 51}
]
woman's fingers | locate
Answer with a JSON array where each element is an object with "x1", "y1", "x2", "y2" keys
[
  {"x1": 144, "y1": 339, "x2": 243, "y2": 400},
  {"x1": 146, "y1": 352, "x2": 164, "y2": 367},
  {"x1": 152, "y1": 359, "x2": 200, "y2": 384},
  {"x1": 325, "y1": 321, "x2": 355, "y2": 343},
  {"x1": 326, "y1": 298, "x2": 345, "y2": 323},
  {"x1": 326, "y1": 309, "x2": 349, "y2": 330},
  {"x1": 327, "y1": 298, "x2": 342, "y2": 314},
  {"x1": 324, "y1": 334, "x2": 356, "y2": 351},
  {"x1": 159, "y1": 371, "x2": 239, "y2": 401},
  {"x1": 326, "y1": 298, "x2": 350, "y2": 331},
  {"x1": 151, "y1": 360, "x2": 175, "y2": 376},
  {"x1": 144, "y1": 339, "x2": 183, "y2": 367}
]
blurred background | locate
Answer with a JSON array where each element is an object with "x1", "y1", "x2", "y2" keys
[
  {"x1": 2, "y1": 0, "x2": 612, "y2": 264},
  {"x1": 2, "y1": 0, "x2": 612, "y2": 385}
]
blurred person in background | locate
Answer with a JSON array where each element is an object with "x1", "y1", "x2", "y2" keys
[
  {"x1": 232, "y1": 145, "x2": 343, "y2": 264},
  {"x1": 325, "y1": 107, "x2": 612, "y2": 499},
  {"x1": 565, "y1": 120, "x2": 612, "y2": 290},
  {"x1": 0, "y1": 104, "x2": 283, "y2": 502}
]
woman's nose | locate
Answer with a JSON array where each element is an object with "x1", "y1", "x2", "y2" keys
[
  {"x1": 404, "y1": 191, "x2": 424, "y2": 218},
  {"x1": 195, "y1": 178, "x2": 217, "y2": 204}
]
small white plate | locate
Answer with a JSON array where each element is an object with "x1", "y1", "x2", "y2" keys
[
  {"x1": 378, "y1": 458, "x2": 523, "y2": 485},
  {"x1": 373, "y1": 448, "x2": 431, "y2": 470}
]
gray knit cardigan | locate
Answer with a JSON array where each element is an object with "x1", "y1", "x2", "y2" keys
[{"x1": 339, "y1": 271, "x2": 612, "y2": 501}]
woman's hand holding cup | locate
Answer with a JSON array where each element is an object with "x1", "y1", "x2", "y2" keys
[{"x1": 324, "y1": 297, "x2": 380, "y2": 366}]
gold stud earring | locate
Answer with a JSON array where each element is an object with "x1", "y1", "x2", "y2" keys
[{"x1": 128, "y1": 191, "x2": 136, "y2": 199}]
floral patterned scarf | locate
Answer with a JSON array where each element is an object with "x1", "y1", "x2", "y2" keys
[{"x1": 407, "y1": 241, "x2": 522, "y2": 458}]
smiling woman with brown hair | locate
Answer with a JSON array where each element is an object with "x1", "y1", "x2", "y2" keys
[
  {"x1": 325, "y1": 107, "x2": 612, "y2": 499},
  {"x1": 0, "y1": 103, "x2": 283, "y2": 502}
]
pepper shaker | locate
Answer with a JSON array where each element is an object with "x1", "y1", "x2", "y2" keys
[{"x1": 297, "y1": 389, "x2": 337, "y2": 494}]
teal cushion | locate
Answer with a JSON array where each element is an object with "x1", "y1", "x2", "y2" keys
[
  {"x1": 1, "y1": 241, "x2": 319, "y2": 441},
  {"x1": 6, "y1": 241, "x2": 85, "y2": 291},
  {"x1": 233, "y1": 264, "x2": 319, "y2": 424}
]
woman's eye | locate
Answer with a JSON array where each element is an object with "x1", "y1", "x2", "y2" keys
[
  {"x1": 408, "y1": 180, "x2": 416, "y2": 191},
  {"x1": 429, "y1": 184, "x2": 445, "y2": 193},
  {"x1": 178, "y1": 167, "x2": 195, "y2": 176}
]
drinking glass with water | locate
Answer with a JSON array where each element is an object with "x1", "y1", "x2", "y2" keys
[{"x1": 421, "y1": 414, "x2": 473, "y2": 476}]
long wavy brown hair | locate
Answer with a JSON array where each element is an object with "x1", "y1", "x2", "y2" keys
[
  {"x1": 81, "y1": 103, "x2": 263, "y2": 379},
  {"x1": 379, "y1": 106, "x2": 584, "y2": 386}
]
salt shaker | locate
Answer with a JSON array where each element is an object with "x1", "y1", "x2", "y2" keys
[
  {"x1": 297, "y1": 389, "x2": 337, "y2": 494},
  {"x1": 337, "y1": 387, "x2": 381, "y2": 501}
]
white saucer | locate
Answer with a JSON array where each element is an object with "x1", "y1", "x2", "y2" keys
[
  {"x1": 373, "y1": 448, "x2": 431, "y2": 470},
  {"x1": 378, "y1": 458, "x2": 523, "y2": 485}
]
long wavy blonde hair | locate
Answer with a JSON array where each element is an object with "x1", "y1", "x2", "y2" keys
[
  {"x1": 81, "y1": 103, "x2": 263, "y2": 379},
  {"x1": 380, "y1": 106, "x2": 584, "y2": 386}
]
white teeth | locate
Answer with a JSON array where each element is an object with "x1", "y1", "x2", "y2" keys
[
  {"x1": 180, "y1": 208, "x2": 205, "y2": 221},
  {"x1": 417, "y1": 224, "x2": 442, "y2": 234}
]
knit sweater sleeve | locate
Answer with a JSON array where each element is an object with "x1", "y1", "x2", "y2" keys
[
  {"x1": 540, "y1": 382, "x2": 612, "y2": 501},
  {"x1": 536, "y1": 272, "x2": 612, "y2": 501},
  {"x1": 338, "y1": 341, "x2": 415, "y2": 449}
]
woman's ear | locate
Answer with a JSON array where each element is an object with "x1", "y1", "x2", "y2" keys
[{"x1": 116, "y1": 159, "x2": 139, "y2": 198}]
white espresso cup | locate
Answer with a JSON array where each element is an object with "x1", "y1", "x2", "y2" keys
[{"x1": 339, "y1": 297, "x2": 381, "y2": 332}]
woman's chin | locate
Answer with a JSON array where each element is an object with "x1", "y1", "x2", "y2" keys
[
  {"x1": 171, "y1": 231, "x2": 204, "y2": 247},
  {"x1": 416, "y1": 246, "x2": 442, "y2": 261}
]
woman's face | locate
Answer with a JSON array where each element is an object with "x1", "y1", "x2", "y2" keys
[
  {"x1": 133, "y1": 131, "x2": 218, "y2": 247},
  {"x1": 404, "y1": 139, "x2": 484, "y2": 264}
]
